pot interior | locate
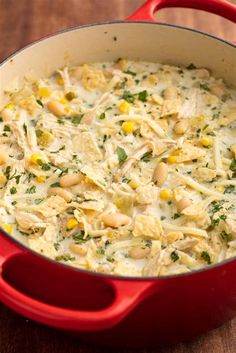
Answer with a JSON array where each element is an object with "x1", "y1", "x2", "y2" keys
[{"x1": 1, "y1": 22, "x2": 236, "y2": 106}]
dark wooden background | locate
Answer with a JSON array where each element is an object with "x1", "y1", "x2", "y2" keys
[{"x1": 0, "y1": 1, "x2": 236, "y2": 352}]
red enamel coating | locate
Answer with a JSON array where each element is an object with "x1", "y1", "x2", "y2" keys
[
  {"x1": 0, "y1": 235, "x2": 155, "y2": 331},
  {"x1": 127, "y1": 0, "x2": 236, "y2": 22},
  {"x1": 0, "y1": 0, "x2": 236, "y2": 347}
]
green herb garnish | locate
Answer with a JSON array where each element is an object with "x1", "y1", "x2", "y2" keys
[
  {"x1": 201, "y1": 251, "x2": 211, "y2": 264},
  {"x1": 99, "y1": 112, "x2": 106, "y2": 120},
  {"x1": 186, "y1": 63, "x2": 197, "y2": 70},
  {"x1": 138, "y1": 90, "x2": 148, "y2": 102},
  {"x1": 141, "y1": 151, "x2": 152, "y2": 163},
  {"x1": 170, "y1": 251, "x2": 179, "y2": 262},
  {"x1": 36, "y1": 99, "x2": 44, "y2": 107},
  {"x1": 10, "y1": 187, "x2": 17, "y2": 194},
  {"x1": 116, "y1": 146, "x2": 127, "y2": 165},
  {"x1": 122, "y1": 90, "x2": 135, "y2": 103},
  {"x1": 71, "y1": 114, "x2": 83, "y2": 125},
  {"x1": 26, "y1": 185, "x2": 36, "y2": 194}
]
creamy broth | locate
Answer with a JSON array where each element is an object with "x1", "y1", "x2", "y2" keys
[{"x1": 1, "y1": 60, "x2": 236, "y2": 276}]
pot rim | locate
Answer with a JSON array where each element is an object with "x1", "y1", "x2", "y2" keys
[{"x1": 1, "y1": 20, "x2": 236, "y2": 281}]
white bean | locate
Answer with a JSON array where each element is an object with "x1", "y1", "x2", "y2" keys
[
  {"x1": 0, "y1": 150, "x2": 8, "y2": 165},
  {"x1": 101, "y1": 213, "x2": 131, "y2": 228},
  {"x1": 153, "y1": 162, "x2": 168, "y2": 186},
  {"x1": 210, "y1": 85, "x2": 227, "y2": 98},
  {"x1": 69, "y1": 243, "x2": 87, "y2": 256},
  {"x1": 96, "y1": 264, "x2": 112, "y2": 273},
  {"x1": 59, "y1": 173, "x2": 82, "y2": 188},
  {"x1": 174, "y1": 119, "x2": 188, "y2": 135},
  {"x1": 128, "y1": 246, "x2": 151, "y2": 259},
  {"x1": 195, "y1": 68, "x2": 210, "y2": 80},
  {"x1": 176, "y1": 198, "x2": 191, "y2": 213},
  {"x1": 1, "y1": 109, "x2": 14, "y2": 121},
  {"x1": 47, "y1": 101, "x2": 66, "y2": 117},
  {"x1": 163, "y1": 87, "x2": 178, "y2": 100},
  {"x1": 48, "y1": 187, "x2": 73, "y2": 202}
]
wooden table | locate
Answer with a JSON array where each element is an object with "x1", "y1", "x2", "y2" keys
[{"x1": 0, "y1": 1, "x2": 236, "y2": 352}]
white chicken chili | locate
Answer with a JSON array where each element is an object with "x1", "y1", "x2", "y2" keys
[{"x1": 1, "y1": 59, "x2": 236, "y2": 276}]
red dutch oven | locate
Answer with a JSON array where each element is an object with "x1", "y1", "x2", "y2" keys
[{"x1": 1, "y1": 0, "x2": 236, "y2": 348}]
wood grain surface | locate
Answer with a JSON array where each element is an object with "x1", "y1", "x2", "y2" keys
[{"x1": 0, "y1": 1, "x2": 236, "y2": 352}]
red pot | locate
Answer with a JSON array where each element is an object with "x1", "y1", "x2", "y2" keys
[{"x1": 1, "y1": 0, "x2": 236, "y2": 348}]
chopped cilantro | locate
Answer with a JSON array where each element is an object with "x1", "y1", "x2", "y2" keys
[
  {"x1": 201, "y1": 251, "x2": 211, "y2": 264},
  {"x1": 55, "y1": 255, "x2": 75, "y2": 262},
  {"x1": 57, "y1": 119, "x2": 65, "y2": 125},
  {"x1": 71, "y1": 114, "x2": 83, "y2": 125},
  {"x1": 141, "y1": 151, "x2": 152, "y2": 163},
  {"x1": 122, "y1": 90, "x2": 135, "y2": 103},
  {"x1": 14, "y1": 175, "x2": 21, "y2": 184},
  {"x1": 37, "y1": 159, "x2": 51, "y2": 171},
  {"x1": 170, "y1": 251, "x2": 179, "y2": 262},
  {"x1": 36, "y1": 99, "x2": 44, "y2": 107},
  {"x1": 116, "y1": 146, "x2": 127, "y2": 165},
  {"x1": 51, "y1": 145, "x2": 65, "y2": 153},
  {"x1": 199, "y1": 83, "x2": 209, "y2": 91},
  {"x1": 53, "y1": 242, "x2": 60, "y2": 251},
  {"x1": 224, "y1": 185, "x2": 235, "y2": 194},
  {"x1": 36, "y1": 129, "x2": 43, "y2": 138},
  {"x1": 186, "y1": 63, "x2": 197, "y2": 70},
  {"x1": 35, "y1": 198, "x2": 43, "y2": 205},
  {"x1": 220, "y1": 231, "x2": 233, "y2": 242},
  {"x1": 124, "y1": 70, "x2": 136, "y2": 76},
  {"x1": 10, "y1": 187, "x2": 17, "y2": 194},
  {"x1": 230, "y1": 159, "x2": 236, "y2": 172},
  {"x1": 23, "y1": 123, "x2": 27, "y2": 135},
  {"x1": 26, "y1": 185, "x2": 36, "y2": 194},
  {"x1": 172, "y1": 213, "x2": 180, "y2": 219},
  {"x1": 138, "y1": 90, "x2": 148, "y2": 102},
  {"x1": 99, "y1": 112, "x2": 106, "y2": 120},
  {"x1": 97, "y1": 247, "x2": 105, "y2": 255},
  {"x1": 50, "y1": 182, "x2": 60, "y2": 187},
  {"x1": 3, "y1": 125, "x2": 10, "y2": 132}
]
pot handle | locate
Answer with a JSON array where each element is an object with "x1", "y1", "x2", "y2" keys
[
  {"x1": 0, "y1": 235, "x2": 156, "y2": 331},
  {"x1": 127, "y1": 0, "x2": 236, "y2": 23}
]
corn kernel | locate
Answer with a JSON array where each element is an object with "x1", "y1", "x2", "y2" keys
[
  {"x1": 118, "y1": 101, "x2": 130, "y2": 114},
  {"x1": 30, "y1": 153, "x2": 45, "y2": 165},
  {"x1": 65, "y1": 106, "x2": 72, "y2": 113},
  {"x1": 0, "y1": 175, "x2": 6, "y2": 184},
  {"x1": 38, "y1": 87, "x2": 51, "y2": 98},
  {"x1": 122, "y1": 121, "x2": 135, "y2": 134},
  {"x1": 3, "y1": 224, "x2": 13, "y2": 234},
  {"x1": 57, "y1": 78, "x2": 64, "y2": 86},
  {"x1": 129, "y1": 179, "x2": 139, "y2": 189},
  {"x1": 160, "y1": 189, "x2": 173, "y2": 200},
  {"x1": 172, "y1": 149, "x2": 181, "y2": 156},
  {"x1": 37, "y1": 131, "x2": 54, "y2": 147},
  {"x1": 36, "y1": 175, "x2": 46, "y2": 183},
  {"x1": 217, "y1": 186, "x2": 224, "y2": 193},
  {"x1": 201, "y1": 137, "x2": 213, "y2": 148},
  {"x1": 148, "y1": 75, "x2": 158, "y2": 85},
  {"x1": 5, "y1": 103, "x2": 15, "y2": 110},
  {"x1": 198, "y1": 114, "x2": 205, "y2": 122},
  {"x1": 59, "y1": 97, "x2": 68, "y2": 104},
  {"x1": 167, "y1": 156, "x2": 177, "y2": 164},
  {"x1": 66, "y1": 218, "x2": 79, "y2": 230},
  {"x1": 85, "y1": 177, "x2": 94, "y2": 184}
]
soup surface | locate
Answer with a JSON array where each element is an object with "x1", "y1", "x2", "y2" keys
[{"x1": 1, "y1": 60, "x2": 236, "y2": 276}]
